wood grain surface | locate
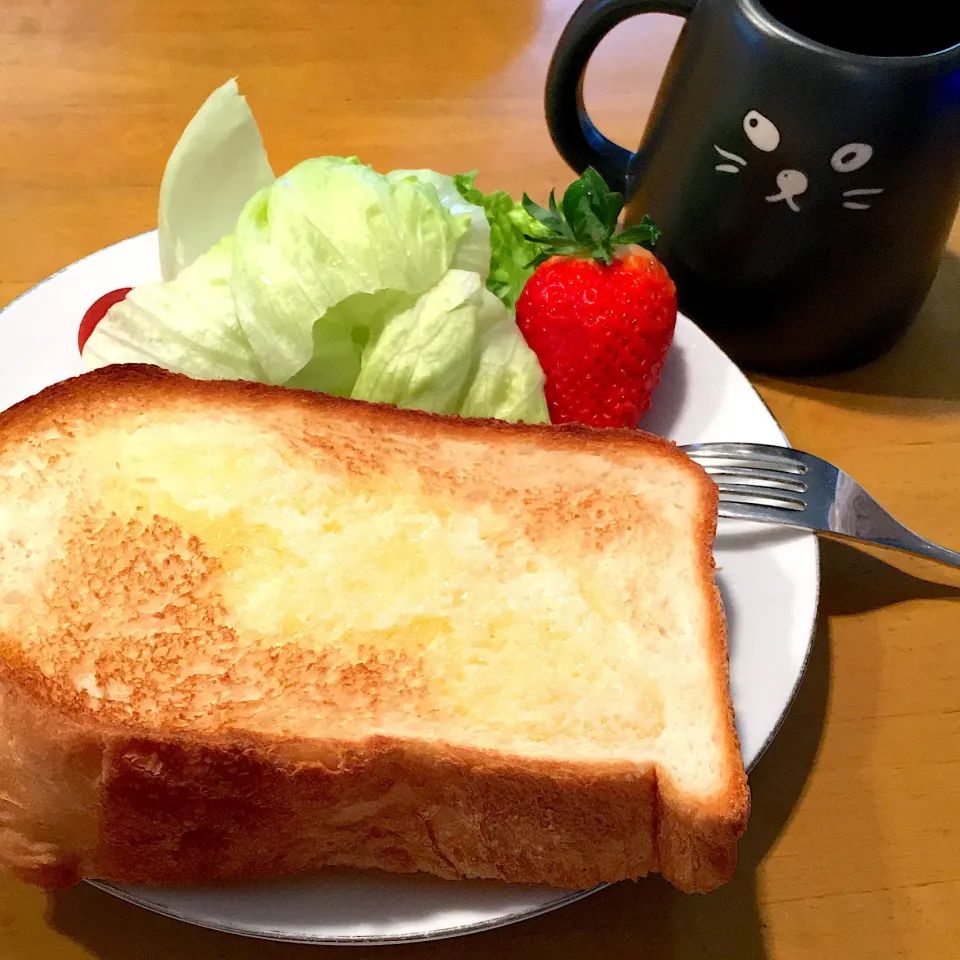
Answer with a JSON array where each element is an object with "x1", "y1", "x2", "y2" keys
[{"x1": 0, "y1": 1, "x2": 957, "y2": 958}]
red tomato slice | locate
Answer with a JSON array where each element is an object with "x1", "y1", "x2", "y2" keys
[{"x1": 78, "y1": 287, "x2": 132, "y2": 353}]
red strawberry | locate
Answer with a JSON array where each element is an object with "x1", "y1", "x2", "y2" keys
[{"x1": 515, "y1": 168, "x2": 677, "y2": 428}]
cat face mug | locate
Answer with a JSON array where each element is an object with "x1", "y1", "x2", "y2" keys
[{"x1": 545, "y1": 0, "x2": 960, "y2": 374}]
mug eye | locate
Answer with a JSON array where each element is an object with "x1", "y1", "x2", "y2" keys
[
  {"x1": 832, "y1": 143, "x2": 873, "y2": 172},
  {"x1": 743, "y1": 110, "x2": 780, "y2": 151}
]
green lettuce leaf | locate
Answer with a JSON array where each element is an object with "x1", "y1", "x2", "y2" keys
[
  {"x1": 453, "y1": 171, "x2": 547, "y2": 307},
  {"x1": 460, "y1": 299, "x2": 550, "y2": 423},
  {"x1": 230, "y1": 157, "x2": 470, "y2": 383},
  {"x1": 83, "y1": 236, "x2": 269, "y2": 382},
  {"x1": 387, "y1": 169, "x2": 491, "y2": 281},
  {"x1": 283, "y1": 288, "x2": 416, "y2": 395},
  {"x1": 351, "y1": 273, "x2": 549, "y2": 422},
  {"x1": 351, "y1": 269, "x2": 483, "y2": 413},
  {"x1": 158, "y1": 79, "x2": 275, "y2": 282}
]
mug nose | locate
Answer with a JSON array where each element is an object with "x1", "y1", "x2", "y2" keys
[{"x1": 777, "y1": 169, "x2": 809, "y2": 196}]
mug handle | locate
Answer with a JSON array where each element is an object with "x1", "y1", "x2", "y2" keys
[{"x1": 545, "y1": 0, "x2": 697, "y2": 192}]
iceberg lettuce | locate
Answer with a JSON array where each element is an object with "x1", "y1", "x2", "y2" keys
[
  {"x1": 387, "y1": 169, "x2": 491, "y2": 281},
  {"x1": 158, "y1": 79, "x2": 275, "y2": 282},
  {"x1": 83, "y1": 82, "x2": 548, "y2": 423},
  {"x1": 83, "y1": 236, "x2": 269, "y2": 382},
  {"x1": 228, "y1": 157, "x2": 470, "y2": 383}
]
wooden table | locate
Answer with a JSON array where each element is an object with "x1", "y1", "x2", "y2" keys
[{"x1": 0, "y1": 1, "x2": 957, "y2": 957}]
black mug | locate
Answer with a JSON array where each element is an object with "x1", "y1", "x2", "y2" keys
[{"x1": 546, "y1": 0, "x2": 960, "y2": 374}]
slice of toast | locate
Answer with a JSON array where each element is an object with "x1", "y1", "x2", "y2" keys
[{"x1": 0, "y1": 365, "x2": 748, "y2": 893}]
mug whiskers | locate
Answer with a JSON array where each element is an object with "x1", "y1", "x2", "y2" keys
[
  {"x1": 842, "y1": 187, "x2": 884, "y2": 210},
  {"x1": 714, "y1": 144, "x2": 747, "y2": 173}
]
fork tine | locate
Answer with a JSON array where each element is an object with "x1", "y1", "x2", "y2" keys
[
  {"x1": 716, "y1": 501, "x2": 810, "y2": 525},
  {"x1": 683, "y1": 442, "x2": 808, "y2": 475},
  {"x1": 697, "y1": 463, "x2": 808, "y2": 493},
  {"x1": 713, "y1": 483, "x2": 806, "y2": 511}
]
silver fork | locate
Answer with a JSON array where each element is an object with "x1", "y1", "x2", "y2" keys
[{"x1": 681, "y1": 442, "x2": 960, "y2": 569}]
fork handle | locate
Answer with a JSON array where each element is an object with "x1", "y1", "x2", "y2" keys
[
  {"x1": 716, "y1": 504, "x2": 960, "y2": 569},
  {"x1": 870, "y1": 530, "x2": 960, "y2": 569}
]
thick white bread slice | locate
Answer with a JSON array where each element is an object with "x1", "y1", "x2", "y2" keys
[{"x1": 0, "y1": 366, "x2": 748, "y2": 892}]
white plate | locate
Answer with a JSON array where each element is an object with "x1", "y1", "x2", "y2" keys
[{"x1": 0, "y1": 233, "x2": 819, "y2": 945}]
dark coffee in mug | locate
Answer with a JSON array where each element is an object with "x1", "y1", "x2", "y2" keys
[
  {"x1": 761, "y1": 1, "x2": 956, "y2": 59},
  {"x1": 546, "y1": 0, "x2": 960, "y2": 374}
]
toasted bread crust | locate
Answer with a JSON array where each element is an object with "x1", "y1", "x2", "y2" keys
[{"x1": 0, "y1": 366, "x2": 749, "y2": 893}]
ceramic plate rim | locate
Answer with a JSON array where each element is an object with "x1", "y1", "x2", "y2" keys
[{"x1": 85, "y1": 879, "x2": 601, "y2": 947}]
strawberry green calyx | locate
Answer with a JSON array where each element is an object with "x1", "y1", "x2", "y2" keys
[{"x1": 520, "y1": 167, "x2": 660, "y2": 267}]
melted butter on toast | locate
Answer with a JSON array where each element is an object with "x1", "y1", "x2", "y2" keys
[{"x1": 7, "y1": 417, "x2": 680, "y2": 757}]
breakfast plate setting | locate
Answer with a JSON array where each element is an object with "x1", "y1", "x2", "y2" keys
[
  {"x1": 6, "y1": 0, "x2": 960, "y2": 955},
  {"x1": 0, "y1": 244, "x2": 818, "y2": 945},
  {"x1": 0, "y1": 81, "x2": 816, "y2": 945}
]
